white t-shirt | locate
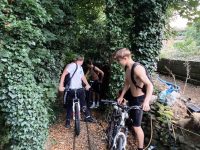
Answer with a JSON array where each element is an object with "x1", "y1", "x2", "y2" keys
[{"x1": 66, "y1": 63, "x2": 84, "y2": 89}]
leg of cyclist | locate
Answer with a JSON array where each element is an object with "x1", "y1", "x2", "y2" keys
[
  {"x1": 133, "y1": 126, "x2": 144, "y2": 150},
  {"x1": 65, "y1": 90, "x2": 73, "y2": 128},
  {"x1": 90, "y1": 90, "x2": 96, "y2": 108},
  {"x1": 95, "y1": 93, "x2": 100, "y2": 108},
  {"x1": 129, "y1": 95, "x2": 145, "y2": 150},
  {"x1": 95, "y1": 82, "x2": 101, "y2": 108},
  {"x1": 77, "y1": 88, "x2": 95, "y2": 122},
  {"x1": 85, "y1": 89, "x2": 91, "y2": 109},
  {"x1": 90, "y1": 81, "x2": 96, "y2": 108}
]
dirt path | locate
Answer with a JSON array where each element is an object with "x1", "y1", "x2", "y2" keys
[
  {"x1": 46, "y1": 110, "x2": 139, "y2": 150},
  {"x1": 46, "y1": 112, "x2": 107, "y2": 150}
]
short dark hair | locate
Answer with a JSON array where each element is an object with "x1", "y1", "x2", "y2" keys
[{"x1": 85, "y1": 59, "x2": 93, "y2": 65}]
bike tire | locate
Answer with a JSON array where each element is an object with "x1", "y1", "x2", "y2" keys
[
  {"x1": 108, "y1": 121, "x2": 115, "y2": 148},
  {"x1": 118, "y1": 137, "x2": 123, "y2": 150},
  {"x1": 75, "y1": 103, "x2": 80, "y2": 136},
  {"x1": 108, "y1": 110, "x2": 121, "y2": 149}
]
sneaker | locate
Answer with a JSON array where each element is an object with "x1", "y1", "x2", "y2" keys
[
  {"x1": 84, "y1": 116, "x2": 96, "y2": 123},
  {"x1": 96, "y1": 103, "x2": 100, "y2": 108},
  {"x1": 65, "y1": 119, "x2": 70, "y2": 128},
  {"x1": 90, "y1": 103, "x2": 95, "y2": 109}
]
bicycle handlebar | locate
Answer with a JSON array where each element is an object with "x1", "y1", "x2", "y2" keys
[
  {"x1": 101, "y1": 99, "x2": 142, "y2": 111},
  {"x1": 101, "y1": 99, "x2": 117, "y2": 104}
]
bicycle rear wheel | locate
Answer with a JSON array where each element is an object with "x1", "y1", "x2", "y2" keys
[{"x1": 75, "y1": 103, "x2": 80, "y2": 136}]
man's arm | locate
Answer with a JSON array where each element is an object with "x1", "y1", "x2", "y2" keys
[
  {"x1": 94, "y1": 67, "x2": 104, "y2": 82},
  {"x1": 117, "y1": 77, "x2": 130, "y2": 104},
  {"x1": 59, "y1": 68, "x2": 69, "y2": 92},
  {"x1": 134, "y1": 65, "x2": 153, "y2": 111},
  {"x1": 82, "y1": 75, "x2": 91, "y2": 90},
  {"x1": 85, "y1": 69, "x2": 90, "y2": 80}
]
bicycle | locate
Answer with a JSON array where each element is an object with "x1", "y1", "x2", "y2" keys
[
  {"x1": 64, "y1": 88, "x2": 81, "y2": 136},
  {"x1": 102, "y1": 99, "x2": 142, "y2": 150}
]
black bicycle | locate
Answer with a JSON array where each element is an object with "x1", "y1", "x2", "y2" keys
[{"x1": 102, "y1": 99, "x2": 142, "y2": 150}]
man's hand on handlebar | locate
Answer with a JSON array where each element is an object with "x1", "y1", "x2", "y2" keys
[
  {"x1": 117, "y1": 97, "x2": 127, "y2": 105},
  {"x1": 142, "y1": 101, "x2": 150, "y2": 111},
  {"x1": 117, "y1": 96, "x2": 123, "y2": 104},
  {"x1": 85, "y1": 84, "x2": 91, "y2": 91}
]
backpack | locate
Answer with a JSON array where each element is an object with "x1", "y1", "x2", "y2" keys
[
  {"x1": 64, "y1": 63, "x2": 78, "y2": 89},
  {"x1": 130, "y1": 62, "x2": 153, "y2": 94}
]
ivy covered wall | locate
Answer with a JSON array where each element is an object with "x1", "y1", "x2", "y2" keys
[
  {"x1": 0, "y1": 0, "x2": 76, "y2": 149},
  {"x1": 105, "y1": 0, "x2": 178, "y2": 97},
  {"x1": 130, "y1": 0, "x2": 176, "y2": 71},
  {"x1": 105, "y1": 0, "x2": 134, "y2": 97}
]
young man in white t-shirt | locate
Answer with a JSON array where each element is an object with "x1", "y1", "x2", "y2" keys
[{"x1": 59, "y1": 55, "x2": 95, "y2": 128}]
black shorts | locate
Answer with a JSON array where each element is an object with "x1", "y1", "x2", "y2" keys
[
  {"x1": 128, "y1": 95, "x2": 145, "y2": 127},
  {"x1": 91, "y1": 80, "x2": 100, "y2": 93}
]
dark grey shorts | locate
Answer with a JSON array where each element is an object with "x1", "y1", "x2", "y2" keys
[{"x1": 128, "y1": 95, "x2": 145, "y2": 127}]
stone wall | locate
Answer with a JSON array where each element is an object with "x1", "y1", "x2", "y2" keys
[{"x1": 157, "y1": 58, "x2": 200, "y2": 85}]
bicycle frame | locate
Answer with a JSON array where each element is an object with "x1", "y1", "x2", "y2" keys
[
  {"x1": 102, "y1": 99, "x2": 142, "y2": 150},
  {"x1": 111, "y1": 104, "x2": 128, "y2": 150}
]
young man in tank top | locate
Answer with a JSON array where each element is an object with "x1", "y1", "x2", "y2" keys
[
  {"x1": 114, "y1": 48, "x2": 153, "y2": 150},
  {"x1": 85, "y1": 60, "x2": 104, "y2": 108}
]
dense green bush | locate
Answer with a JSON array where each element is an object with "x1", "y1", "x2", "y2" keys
[
  {"x1": 0, "y1": 0, "x2": 107, "y2": 149},
  {"x1": 0, "y1": 112, "x2": 10, "y2": 149},
  {"x1": 0, "y1": 1, "x2": 51, "y2": 149},
  {"x1": 130, "y1": 0, "x2": 178, "y2": 71},
  {"x1": 105, "y1": 0, "x2": 133, "y2": 97},
  {"x1": 0, "y1": 0, "x2": 75, "y2": 149},
  {"x1": 105, "y1": 0, "x2": 176, "y2": 97}
]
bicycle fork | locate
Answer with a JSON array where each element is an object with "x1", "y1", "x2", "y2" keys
[
  {"x1": 73, "y1": 101, "x2": 80, "y2": 120},
  {"x1": 72, "y1": 90, "x2": 81, "y2": 120}
]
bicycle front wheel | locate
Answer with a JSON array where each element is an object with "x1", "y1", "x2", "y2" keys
[
  {"x1": 112, "y1": 135, "x2": 125, "y2": 150},
  {"x1": 117, "y1": 137, "x2": 123, "y2": 150},
  {"x1": 75, "y1": 103, "x2": 80, "y2": 136}
]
